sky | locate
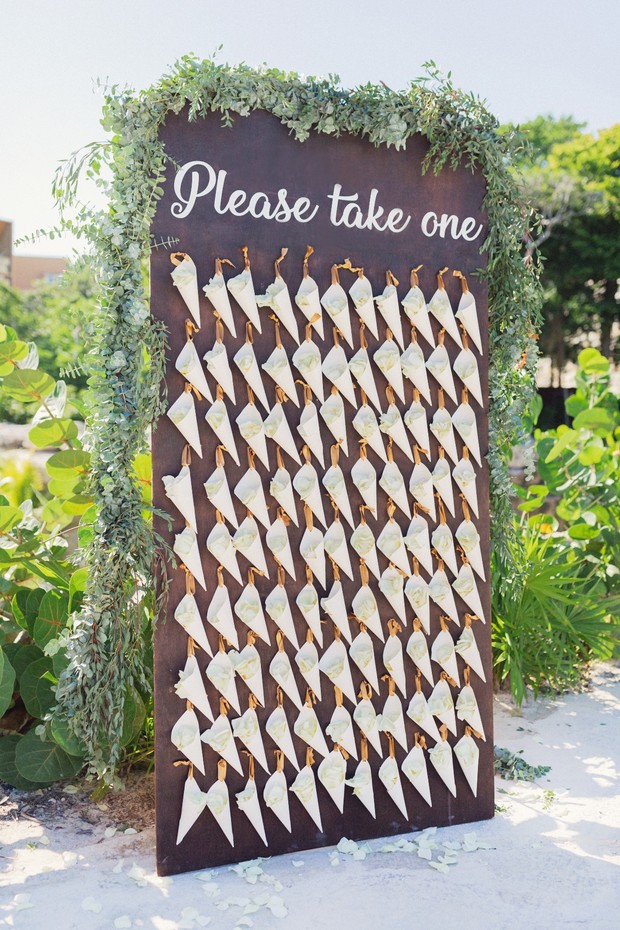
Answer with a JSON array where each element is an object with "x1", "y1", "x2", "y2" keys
[{"x1": 2, "y1": 0, "x2": 618, "y2": 257}]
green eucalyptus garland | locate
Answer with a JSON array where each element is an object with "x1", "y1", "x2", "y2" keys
[{"x1": 53, "y1": 57, "x2": 541, "y2": 778}]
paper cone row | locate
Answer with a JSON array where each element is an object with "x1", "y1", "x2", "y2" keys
[
  {"x1": 378, "y1": 692, "x2": 408, "y2": 751},
  {"x1": 320, "y1": 391, "x2": 349, "y2": 456},
  {"x1": 206, "y1": 582, "x2": 239, "y2": 649},
  {"x1": 456, "y1": 684, "x2": 486, "y2": 739},
  {"x1": 322, "y1": 344, "x2": 357, "y2": 408},
  {"x1": 431, "y1": 523, "x2": 458, "y2": 577},
  {"x1": 270, "y1": 466, "x2": 299, "y2": 527},
  {"x1": 346, "y1": 758, "x2": 376, "y2": 817},
  {"x1": 350, "y1": 523, "x2": 381, "y2": 580},
  {"x1": 378, "y1": 755, "x2": 408, "y2": 818},
  {"x1": 409, "y1": 463, "x2": 437, "y2": 521},
  {"x1": 455, "y1": 289, "x2": 482, "y2": 354},
  {"x1": 326, "y1": 702, "x2": 359, "y2": 760},
  {"x1": 205, "y1": 775, "x2": 235, "y2": 847},
  {"x1": 351, "y1": 455, "x2": 378, "y2": 515},
  {"x1": 406, "y1": 690, "x2": 441, "y2": 743},
  {"x1": 233, "y1": 515, "x2": 270, "y2": 577},
  {"x1": 406, "y1": 629, "x2": 434, "y2": 687},
  {"x1": 230, "y1": 644, "x2": 266, "y2": 706},
  {"x1": 455, "y1": 625, "x2": 486, "y2": 681},
  {"x1": 205, "y1": 465, "x2": 239, "y2": 529},
  {"x1": 262, "y1": 346, "x2": 300, "y2": 407},
  {"x1": 203, "y1": 341, "x2": 236, "y2": 403},
  {"x1": 203, "y1": 270, "x2": 237, "y2": 337},
  {"x1": 265, "y1": 585, "x2": 300, "y2": 650},
  {"x1": 320, "y1": 580, "x2": 352, "y2": 643},
  {"x1": 175, "y1": 339, "x2": 213, "y2": 402},
  {"x1": 383, "y1": 636, "x2": 408, "y2": 699},
  {"x1": 295, "y1": 581, "x2": 323, "y2": 647},
  {"x1": 426, "y1": 344, "x2": 458, "y2": 404},
  {"x1": 263, "y1": 769, "x2": 293, "y2": 831},
  {"x1": 454, "y1": 733, "x2": 480, "y2": 796},
  {"x1": 429, "y1": 567, "x2": 460, "y2": 625},
  {"x1": 401, "y1": 283, "x2": 435, "y2": 348},
  {"x1": 297, "y1": 402, "x2": 325, "y2": 468},
  {"x1": 374, "y1": 338, "x2": 406, "y2": 403},
  {"x1": 266, "y1": 705, "x2": 301, "y2": 769},
  {"x1": 455, "y1": 519, "x2": 485, "y2": 580},
  {"x1": 171, "y1": 708, "x2": 204, "y2": 774},
  {"x1": 401, "y1": 341, "x2": 432, "y2": 404},
  {"x1": 205, "y1": 398, "x2": 240, "y2": 466},
  {"x1": 378, "y1": 565, "x2": 407, "y2": 625},
  {"x1": 201, "y1": 714, "x2": 243, "y2": 774},
  {"x1": 404, "y1": 516, "x2": 433, "y2": 577},
  {"x1": 353, "y1": 696, "x2": 383, "y2": 758},
  {"x1": 349, "y1": 274, "x2": 379, "y2": 339},
  {"x1": 427, "y1": 679, "x2": 457, "y2": 736},
  {"x1": 175, "y1": 593, "x2": 213, "y2": 656},
  {"x1": 428, "y1": 283, "x2": 462, "y2": 348},
  {"x1": 206, "y1": 651, "x2": 241, "y2": 714},
  {"x1": 349, "y1": 347, "x2": 383, "y2": 413},
  {"x1": 453, "y1": 564, "x2": 486, "y2": 623},
  {"x1": 352, "y1": 405, "x2": 387, "y2": 462},
  {"x1": 176, "y1": 774, "x2": 208, "y2": 845},
  {"x1": 163, "y1": 465, "x2": 197, "y2": 532},
  {"x1": 322, "y1": 465, "x2": 355, "y2": 529},
  {"x1": 167, "y1": 391, "x2": 202, "y2": 458},
  {"x1": 454, "y1": 349, "x2": 483, "y2": 406},
  {"x1": 379, "y1": 404, "x2": 414, "y2": 463},
  {"x1": 234, "y1": 581, "x2": 271, "y2": 645},
  {"x1": 404, "y1": 398, "x2": 431, "y2": 452},
  {"x1": 227, "y1": 266, "x2": 262, "y2": 332},
  {"x1": 320, "y1": 282, "x2": 354, "y2": 349},
  {"x1": 234, "y1": 468, "x2": 270, "y2": 529},
  {"x1": 318, "y1": 639, "x2": 357, "y2": 704},
  {"x1": 453, "y1": 401, "x2": 482, "y2": 465},
  {"x1": 257, "y1": 276, "x2": 300, "y2": 344},
  {"x1": 269, "y1": 649, "x2": 303, "y2": 710},
  {"x1": 375, "y1": 282, "x2": 405, "y2": 350},
  {"x1": 428, "y1": 739, "x2": 457, "y2": 797},
  {"x1": 232, "y1": 707, "x2": 270, "y2": 773},
  {"x1": 351, "y1": 582, "x2": 384, "y2": 642},
  {"x1": 380, "y1": 461, "x2": 411, "y2": 519},
  {"x1": 236, "y1": 778, "x2": 268, "y2": 845},
  {"x1": 377, "y1": 521, "x2": 411, "y2": 578},
  {"x1": 294, "y1": 702, "x2": 329, "y2": 757},
  {"x1": 401, "y1": 743, "x2": 432, "y2": 806},
  {"x1": 453, "y1": 456, "x2": 479, "y2": 517},
  {"x1": 324, "y1": 520, "x2": 355, "y2": 580},
  {"x1": 266, "y1": 517, "x2": 296, "y2": 580},
  {"x1": 233, "y1": 341, "x2": 270, "y2": 412},
  {"x1": 300, "y1": 526, "x2": 326, "y2": 589},
  {"x1": 294, "y1": 641, "x2": 322, "y2": 700},
  {"x1": 295, "y1": 276, "x2": 325, "y2": 340},
  {"x1": 175, "y1": 655, "x2": 214, "y2": 722},
  {"x1": 174, "y1": 526, "x2": 206, "y2": 591},
  {"x1": 236, "y1": 403, "x2": 270, "y2": 470},
  {"x1": 290, "y1": 764, "x2": 323, "y2": 831},
  {"x1": 293, "y1": 463, "x2": 328, "y2": 529},
  {"x1": 170, "y1": 254, "x2": 201, "y2": 327},
  {"x1": 404, "y1": 573, "x2": 431, "y2": 634},
  {"x1": 318, "y1": 749, "x2": 347, "y2": 812},
  {"x1": 430, "y1": 407, "x2": 459, "y2": 465},
  {"x1": 292, "y1": 339, "x2": 325, "y2": 403},
  {"x1": 432, "y1": 456, "x2": 456, "y2": 517},
  {"x1": 431, "y1": 629, "x2": 460, "y2": 684}
]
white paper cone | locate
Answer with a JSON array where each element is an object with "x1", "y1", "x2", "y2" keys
[
  {"x1": 203, "y1": 341, "x2": 236, "y2": 404},
  {"x1": 171, "y1": 708, "x2": 204, "y2": 774},
  {"x1": 350, "y1": 523, "x2": 381, "y2": 580},
  {"x1": 431, "y1": 629, "x2": 460, "y2": 684},
  {"x1": 264, "y1": 769, "x2": 293, "y2": 831},
  {"x1": 453, "y1": 564, "x2": 486, "y2": 624},
  {"x1": 290, "y1": 765, "x2": 323, "y2": 831},
  {"x1": 300, "y1": 526, "x2": 326, "y2": 589},
  {"x1": 176, "y1": 774, "x2": 208, "y2": 844},
  {"x1": 230, "y1": 644, "x2": 266, "y2": 707},
  {"x1": 171, "y1": 256, "x2": 201, "y2": 327},
  {"x1": 378, "y1": 692, "x2": 408, "y2": 752},
  {"x1": 404, "y1": 574, "x2": 431, "y2": 634},
  {"x1": 295, "y1": 582, "x2": 323, "y2": 647},
  {"x1": 233, "y1": 515, "x2": 270, "y2": 577},
  {"x1": 353, "y1": 698, "x2": 383, "y2": 758},
  {"x1": 257, "y1": 278, "x2": 300, "y2": 344},
  {"x1": 234, "y1": 582, "x2": 271, "y2": 645},
  {"x1": 297, "y1": 402, "x2": 325, "y2": 467},
  {"x1": 205, "y1": 399, "x2": 240, "y2": 466},
  {"x1": 374, "y1": 339, "x2": 406, "y2": 403},
  {"x1": 402, "y1": 285, "x2": 435, "y2": 348},
  {"x1": 404, "y1": 516, "x2": 433, "y2": 577},
  {"x1": 352, "y1": 405, "x2": 387, "y2": 463},
  {"x1": 432, "y1": 457, "x2": 456, "y2": 517},
  {"x1": 175, "y1": 593, "x2": 213, "y2": 656},
  {"x1": 409, "y1": 463, "x2": 437, "y2": 521},
  {"x1": 429, "y1": 740, "x2": 457, "y2": 797},
  {"x1": 320, "y1": 580, "x2": 352, "y2": 643},
  {"x1": 377, "y1": 521, "x2": 411, "y2": 578},
  {"x1": 236, "y1": 404, "x2": 270, "y2": 470},
  {"x1": 406, "y1": 629, "x2": 434, "y2": 687},
  {"x1": 348, "y1": 347, "x2": 383, "y2": 413},
  {"x1": 233, "y1": 341, "x2": 270, "y2": 412},
  {"x1": 265, "y1": 585, "x2": 300, "y2": 650},
  {"x1": 227, "y1": 267, "x2": 262, "y2": 332},
  {"x1": 295, "y1": 276, "x2": 325, "y2": 339},
  {"x1": 319, "y1": 639, "x2": 357, "y2": 704},
  {"x1": 378, "y1": 565, "x2": 407, "y2": 624},
  {"x1": 266, "y1": 705, "x2": 301, "y2": 769},
  {"x1": 426, "y1": 344, "x2": 458, "y2": 404},
  {"x1": 351, "y1": 584, "x2": 384, "y2": 642},
  {"x1": 428, "y1": 679, "x2": 457, "y2": 736},
  {"x1": 455, "y1": 625, "x2": 486, "y2": 681},
  {"x1": 455, "y1": 519, "x2": 485, "y2": 581},
  {"x1": 203, "y1": 272, "x2": 237, "y2": 337},
  {"x1": 453, "y1": 456, "x2": 479, "y2": 517},
  {"x1": 375, "y1": 286, "x2": 405, "y2": 350},
  {"x1": 233, "y1": 468, "x2": 270, "y2": 529},
  {"x1": 431, "y1": 524, "x2": 458, "y2": 578},
  {"x1": 401, "y1": 342, "x2": 432, "y2": 404},
  {"x1": 167, "y1": 392, "x2": 203, "y2": 458},
  {"x1": 320, "y1": 392, "x2": 349, "y2": 456},
  {"x1": 406, "y1": 690, "x2": 442, "y2": 742},
  {"x1": 205, "y1": 465, "x2": 239, "y2": 529},
  {"x1": 454, "y1": 733, "x2": 480, "y2": 796},
  {"x1": 349, "y1": 275, "x2": 379, "y2": 339},
  {"x1": 383, "y1": 637, "x2": 408, "y2": 699},
  {"x1": 266, "y1": 516, "x2": 296, "y2": 580},
  {"x1": 346, "y1": 759, "x2": 376, "y2": 817},
  {"x1": 455, "y1": 291, "x2": 482, "y2": 354},
  {"x1": 294, "y1": 703, "x2": 329, "y2": 757},
  {"x1": 404, "y1": 398, "x2": 431, "y2": 452},
  {"x1": 321, "y1": 283, "x2": 354, "y2": 348},
  {"x1": 429, "y1": 567, "x2": 460, "y2": 625},
  {"x1": 206, "y1": 583, "x2": 239, "y2": 650},
  {"x1": 324, "y1": 520, "x2": 355, "y2": 581},
  {"x1": 174, "y1": 526, "x2": 206, "y2": 591},
  {"x1": 205, "y1": 778, "x2": 235, "y2": 846},
  {"x1": 453, "y1": 402, "x2": 482, "y2": 466},
  {"x1": 351, "y1": 456, "x2": 378, "y2": 515},
  {"x1": 163, "y1": 466, "x2": 197, "y2": 531},
  {"x1": 322, "y1": 465, "x2": 355, "y2": 529},
  {"x1": 201, "y1": 714, "x2": 243, "y2": 775},
  {"x1": 269, "y1": 650, "x2": 303, "y2": 710},
  {"x1": 456, "y1": 685, "x2": 486, "y2": 739},
  {"x1": 379, "y1": 461, "x2": 411, "y2": 519},
  {"x1": 454, "y1": 349, "x2": 483, "y2": 406},
  {"x1": 262, "y1": 345, "x2": 300, "y2": 407},
  {"x1": 293, "y1": 463, "x2": 328, "y2": 529},
  {"x1": 175, "y1": 340, "x2": 213, "y2": 402},
  {"x1": 318, "y1": 749, "x2": 347, "y2": 812},
  {"x1": 322, "y1": 344, "x2": 357, "y2": 408},
  {"x1": 326, "y1": 703, "x2": 359, "y2": 760},
  {"x1": 292, "y1": 339, "x2": 325, "y2": 403},
  {"x1": 379, "y1": 405, "x2": 414, "y2": 463},
  {"x1": 175, "y1": 655, "x2": 214, "y2": 722},
  {"x1": 294, "y1": 642, "x2": 323, "y2": 701},
  {"x1": 348, "y1": 630, "x2": 379, "y2": 693},
  {"x1": 206, "y1": 651, "x2": 241, "y2": 714},
  {"x1": 428, "y1": 287, "x2": 462, "y2": 348},
  {"x1": 378, "y1": 755, "x2": 408, "y2": 818},
  {"x1": 270, "y1": 466, "x2": 299, "y2": 527},
  {"x1": 430, "y1": 408, "x2": 459, "y2": 465},
  {"x1": 236, "y1": 778, "x2": 268, "y2": 845},
  {"x1": 401, "y1": 744, "x2": 432, "y2": 806},
  {"x1": 232, "y1": 707, "x2": 270, "y2": 773}
]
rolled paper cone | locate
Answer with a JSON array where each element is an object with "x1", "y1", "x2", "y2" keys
[
  {"x1": 262, "y1": 345, "x2": 300, "y2": 407},
  {"x1": 292, "y1": 340, "x2": 325, "y2": 403},
  {"x1": 322, "y1": 344, "x2": 357, "y2": 409},
  {"x1": 453, "y1": 564, "x2": 486, "y2": 624},
  {"x1": 404, "y1": 399, "x2": 431, "y2": 453},
  {"x1": 289, "y1": 764, "x2": 324, "y2": 831},
  {"x1": 205, "y1": 399, "x2": 240, "y2": 466},
  {"x1": 406, "y1": 690, "x2": 441, "y2": 743},
  {"x1": 429, "y1": 739, "x2": 457, "y2": 797},
  {"x1": 453, "y1": 457, "x2": 479, "y2": 517},
  {"x1": 175, "y1": 340, "x2": 213, "y2": 402},
  {"x1": 295, "y1": 582, "x2": 324, "y2": 647},
  {"x1": 455, "y1": 290, "x2": 482, "y2": 354},
  {"x1": 321, "y1": 581, "x2": 351, "y2": 643},
  {"x1": 431, "y1": 524, "x2": 459, "y2": 578},
  {"x1": 233, "y1": 516, "x2": 270, "y2": 577},
  {"x1": 405, "y1": 517, "x2": 434, "y2": 577},
  {"x1": 430, "y1": 408, "x2": 459, "y2": 465},
  {"x1": 176, "y1": 774, "x2": 209, "y2": 845},
  {"x1": 265, "y1": 585, "x2": 300, "y2": 650},
  {"x1": 455, "y1": 625, "x2": 486, "y2": 682},
  {"x1": 266, "y1": 705, "x2": 301, "y2": 769},
  {"x1": 406, "y1": 630, "x2": 434, "y2": 687},
  {"x1": 322, "y1": 465, "x2": 355, "y2": 529},
  {"x1": 352, "y1": 405, "x2": 387, "y2": 463},
  {"x1": 205, "y1": 778, "x2": 235, "y2": 847},
  {"x1": 204, "y1": 465, "x2": 239, "y2": 529},
  {"x1": 374, "y1": 339, "x2": 407, "y2": 404},
  {"x1": 383, "y1": 637, "x2": 408, "y2": 699},
  {"x1": 175, "y1": 655, "x2": 214, "y2": 722},
  {"x1": 351, "y1": 362, "x2": 383, "y2": 424},
  {"x1": 201, "y1": 714, "x2": 243, "y2": 774},
  {"x1": 300, "y1": 526, "x2": 326, "y2": 589},
  {"x1": 206, "y1": 651, "x2": 241, "y2": 714},
  {"x1": 206, "y1": 584, "x2": 239, "y2": 649},
  {"x1": 175, "y1": 593, "x2": 213, "y2": 656},
  {"x1": 203, "y1": 272, "x2": 237, "y2": 337},
  {"x1": 233, "y1": 583, "x2": 271, "y2": 645},
  {"x1": 167, "y1": 391, "x2": 203, "y2": 458},
  {"x1": 326, "y1": 704, "x2": 359, "y2": 760},
  {"x1": 432, "y1": 458, "x2": 456, "y2": 517},
  {"x1": 236, "y1": 778, "x2": 268, "y2": 845},
  {"x1": 409, "y1": 464, "x2": 437, "y2": 521},
  {"x1": 353, "y1": 698, "x2": 384, "y2": 758},
  {"x1": 351, "y1": 456, "x2": 378, "y2": 516},
  {"x1": 203, "y1": 341, "x2": 236, "y2": 404},
  {"x1": 378, "y1": 755, "x2": 409, "y2": 818},
  {"x1": 318, "y1": 749, "x2": 347, "y2": 813},
  {"x1": 345, "y1": 758, "x2": 376, "y2": 817},
  {"x1": 233, "y1": 468, "x2": 270, "y2": 530},
  {"x1": 454, "y1": 349, "x2": 483, "y2": 406},
  {"x1": 453, "y1": 402, "x2": 482, "y2": 466},
  {"x1": 263, "y1": 769, "x2": 293, "y2": 831},
  {"x1": 454, "y1": 733, "x2": 480, "y2": 796},
  {"x1": 379, "y1": 405, "x2": 414, "y2": 463},
  {"x1": 270, "y1": 466, "x2": 299, "y2": 527},
  {"x1": 427, "y1": 286, "x2": 462, "y2": 348},
  {"x1": 163, "y1": 466, "x2": 197, "y2": 531},
  {"x1": 171, "y1": 256, "x2": 201, "y2": 327},
  {"x1": 231, "y1": 707, "x2": 270, "y2": 773},
  {"x1": 401, "y1": 744, "x2": 432, "y2": 807},
  {"x1": 404, "y1": 574, "x2": 431, "y2": 634},
  {"x1": 350, "y1": 524, "x2": 381, "y2": 580},
  {"x1": 230, "y1": 644, "x2": 266, "y2": 706},
  {"x1": 379, "y1": 461, "x2": 411, "y2": 519},
  {"x1": 257, "y1": 278, "x2": 300, "y2": 344},
  {"x1": 455, "y1": 519, "x2": 485, "y2": 581},
  {"x1": 428, "y1": 679, "x2": 457, "y2": 736},
  {"x1": 324, "y1": 520, "x2": 355, "y2": 581},
  {"x1": 318, "y1": 639, "x2": 357, "y2": 704},
  {"x1": 401, "y1": 286, "x2": 435, "y2": 348},
  {"x1": 294, "y1": 643, "x2": 323, "y2": 701},
  {"x1": 297, "y1": 403, "x2": 325, "y2": 468},
  {"x1": 401, "y1": 342, "x2": 432, "y2": 405},
  {"x1": 349, "y1": 275, "x2": 379, "y2": 339},
  {"x1": 227, "y1": 266, "x2": 262, "y2": 332},
  {"x1": 378, "y1": 693, "x2": 408, "y2": 751},
  {"x1": 377, "y1": 522, "x2": 411, "y2": 578},
  {"x1": 379, "y1": 566, "x2": 408, "y2": 625},
  {"x1": 233, "y1": 342, "x2": 270, "y2": 413},
  {"x1": 319, "y1": 392, "x2": 349, "y2": 457},
  {"x1": 266, "y1": 517, "x2": 297, "y2": 580},
  {"x1": 236, "y1": 404, "x2": 270, "y2": 470},
  {"x1": 375, "y1": 286, "x2": 405, "y2": 349},
  {"x1": 295, "y1": 276, "x2": 325, "y2": 339},
  {"x1": 431, "y1": 629, "x2": 460, "y2": 684},
  {"x1": 269, "y1": 650, "x2": 303, "y2": 710},
  {"x1": 429, "y1": 567, "x2": 460, "y2": 625},
  {"x1": 293, "y1": 703, "x2": 329, "y2": 757},
  {"x1": 320, "y1": 282, "x2": 354, "y2": 349},
  {"x1": 171, "y1": 708, "x2": 205, "y2": 774},
  {"x1": 351, "y1": 584, "x2": 384, "y2": 642},
  {"x1": 426, "y1": 344, "x2": 458, "y2": 404},
  {"x1": 174, "y1": 526, "x2": 206, "y2": 591},
  {"x1": 456, "y1": 684, "x2": 486, "y2": 739},
  {"x1": 293, "y1": 463, "x2": 328, "y2": 529}
]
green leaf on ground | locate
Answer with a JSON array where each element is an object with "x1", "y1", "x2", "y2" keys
[{"x1": 15, "y1": 728, "x2": 83, "y2": 784}]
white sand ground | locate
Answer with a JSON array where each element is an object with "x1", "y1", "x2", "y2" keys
[{"x1": 1, "y1": 664, "x2": 618, "y2": 930}]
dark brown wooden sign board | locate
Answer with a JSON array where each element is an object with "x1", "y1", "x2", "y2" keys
[{"x1": 151, "y1": 108, "x2": 493, "y2": 877}]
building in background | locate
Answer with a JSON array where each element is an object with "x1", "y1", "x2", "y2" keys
[{"x1": 0, "y1": 218, "x2": 66, "y2": 290}]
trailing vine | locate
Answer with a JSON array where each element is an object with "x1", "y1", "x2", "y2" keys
[{"x1": 51, "y1": 57, "x2": 541, "y2": 778}]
